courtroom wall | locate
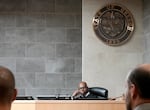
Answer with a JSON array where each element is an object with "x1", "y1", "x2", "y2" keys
[
  {"x1": 144, "y1": 0, "x2": 150, "y2": 63},
  {"x1": 0, "y1": 0, "x2": 82, "y2": 97},
  {"x1": 82, "y1": 0, "x2": 143, "y2": 97}
]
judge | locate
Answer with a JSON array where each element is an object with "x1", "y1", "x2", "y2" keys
[{"x1": 72, "y1": 81, "x2": 98, "y2": 99}]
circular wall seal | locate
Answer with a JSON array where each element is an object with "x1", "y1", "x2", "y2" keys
[{"x1": 92, "y1": 4, "x2": 134, "y2": 46}]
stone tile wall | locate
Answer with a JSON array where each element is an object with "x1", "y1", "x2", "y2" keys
[{"x1": 0, "y1": 0, "x2": 82, "y2": 97}]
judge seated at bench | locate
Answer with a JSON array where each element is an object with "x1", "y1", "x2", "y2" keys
[{"x1": 71, "y1": 81, "x2": 108, "y2": 100}]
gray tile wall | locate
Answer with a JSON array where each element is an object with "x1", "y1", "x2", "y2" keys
[{"x1": 0, "y1": 0, "x2": 82, "y2": 97}]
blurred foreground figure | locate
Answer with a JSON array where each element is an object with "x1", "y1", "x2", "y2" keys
[
  {"x1": 0, "y1": 66, "x2": 17, "y2": 110},
  {"x1": 125, "y1": 64, "x2": 150, "y2": 110}
]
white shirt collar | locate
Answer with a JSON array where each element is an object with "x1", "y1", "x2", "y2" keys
[{"x1": 85, "y1": 92, "x2": 90, "y2": 97}]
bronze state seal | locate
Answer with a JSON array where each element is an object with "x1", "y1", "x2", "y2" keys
[{"x1": 92, "y1": 4, "x2": 134, "y2": 46}]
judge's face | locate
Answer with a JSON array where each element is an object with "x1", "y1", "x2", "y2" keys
[{"x1": 78, "y1": 83, "x2": 88, "y2": 95}]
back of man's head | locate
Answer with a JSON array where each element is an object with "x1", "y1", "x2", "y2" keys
[
  {"x1": 128, "y1": 64, "x2": 150, "y2": 99},
  {"x1": 0, "y1": 66, "x2": 16, "y2": 104}
]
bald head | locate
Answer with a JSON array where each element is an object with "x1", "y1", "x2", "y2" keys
[
  {"x1": 78, "y1": 81, "x2": 88, "y2": 88},
  {"x1": 78, "y1": 81, "x2": 88, "y2": 95},
  {"x1": 127, "y1": 64, "x2": 150, "y2": 99},
  {"x1": 0, "y1": 66, "x2": 16, "y2": 104}
]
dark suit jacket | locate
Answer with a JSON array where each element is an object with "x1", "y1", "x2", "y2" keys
[
  {"x1": 85, "y1": 92, "x2": 98, "y2": 98},
  {"x1": 72, "y1": 91, "x2": 98, "y2": 99}
]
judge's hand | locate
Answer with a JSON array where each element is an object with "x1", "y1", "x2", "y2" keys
[{"x1": 72, "y1": 89, "x2": 81, "y2": 97}]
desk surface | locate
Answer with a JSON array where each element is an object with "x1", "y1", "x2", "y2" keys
[
  {"x1": 12, "y1": 100, "x2": 126, "y2": 110},
  {"x1": 35, "y1": 100, "x2": 125, "y2": 103}
]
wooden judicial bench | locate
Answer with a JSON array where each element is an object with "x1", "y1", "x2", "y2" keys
[{"x1": 12, "y1": 100, "x2": 126, "y2": 110}]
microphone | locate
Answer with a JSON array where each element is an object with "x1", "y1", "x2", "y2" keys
[{"x1": 109, "y1": 94, "x2": 125, "y2": 100}]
